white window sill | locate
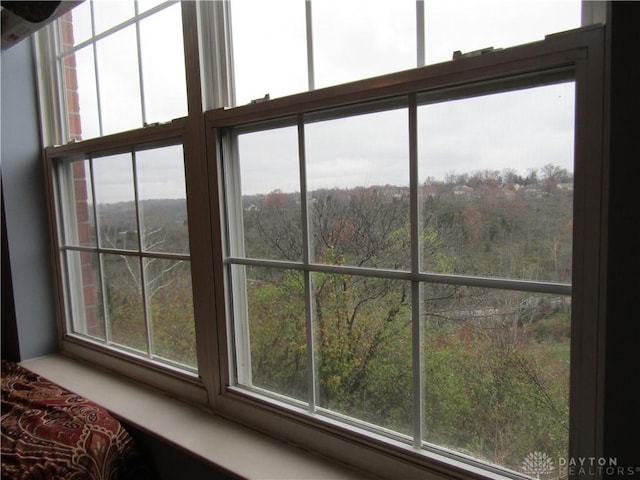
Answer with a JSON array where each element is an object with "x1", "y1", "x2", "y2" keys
[{"x1": 20, "y1": 355, "x2": 371, "y2": 480}]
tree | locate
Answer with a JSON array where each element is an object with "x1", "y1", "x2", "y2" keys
[
  {"x1": 97, "y1": 200, "x2": 197, "y2": 366},
  {"x1": 234, "y1": 168, "x2": 573, "y2": 470}
]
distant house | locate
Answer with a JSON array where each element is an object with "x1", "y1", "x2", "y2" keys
[
  {"x1": 452, "y1": 185, "x2": 474, "y2": 197},
  {"x1": 518, "y1": 185, "x2": 546, "y2": 199},
  {"x1": 497, "y1": 188, "x2": 517, "y2": 200}
]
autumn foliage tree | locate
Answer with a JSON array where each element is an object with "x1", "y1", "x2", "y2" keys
[
  {"x1": 99, "y1": 165, "x2": 573, "y2": 471},
  {"x1": 242, "y1": 167, "x2": 572, "y2": 471}
]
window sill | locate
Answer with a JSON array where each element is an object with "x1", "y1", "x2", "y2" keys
[{"x1": 20, "y1": 354, "x2": 371, "y2": 480}]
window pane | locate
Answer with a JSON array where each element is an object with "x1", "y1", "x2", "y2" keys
[
  {"x1": 102, "y1": 253, "x2": 147, "y2": 352},
  {"x1": 235, "y1": 266, "x2": 308, "y2": 402},
  {"x1": 68, "y1": 47, "x2": 100, "y2": 140},
  {"x1": 96, "y1": 26, "x2": 142, "y2": 135},
  {"x1": 424, "y1": 1, "x2": 581, "y2": 65},
  {"x1": 139, "y1": 3, "x2": 188, "y2": 123},
  {"x1": 136, "y1": 145, "x2": 189, "y2": 254},
  {"x1": 418, "y1": 83, "x2": 574, "y2": 282},
  {"x1": 93, "y1": 0, "x2": 135, "y2": 35},
  {"x1": 65, "y1": 250, "x2": 105, "y2": 340},
  {"x1": 60, "y1": 160, "x2": 96, "y2": 247},
  {"x1": 313, "y1": 0, "x2": 416, "y2": 88},
  {"x1": 236, "y1": 126, "x2": 302, "y2": 261},
  {"x1": 92, "y1": 153, "x2": 139, "y2": 250},
  {"x1": 145, "y1": 258, "x2": 196, "y2": 367},
  {"x1": 314, "y1": 273, "x2": 412, "y2": 435},
  {"x1": 305, "y1": 108, "x2": 410, "y2": 270},
  {"x1": 230, "y1": 0, "x2": 307, "y2": 106},
  {"x1": 137, "y1": 0, "x2": 165, "y2": 13},
  {"x1": 421, "y1": 284, "x2": 570, "y2": 471},
  {"x1": 62, "y1": 3, "x2": 92, "y2": 48}
]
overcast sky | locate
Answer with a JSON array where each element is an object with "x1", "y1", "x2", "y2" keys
[
  {"x1": 238, "y1": 81, "x2": 575, "y2": 195},
  {"x1": 231, "y1": 0, "x2": 580, "y2": 195},
  {"x1": 72, "y1": 0, "x2": 581, "y2": 201}
]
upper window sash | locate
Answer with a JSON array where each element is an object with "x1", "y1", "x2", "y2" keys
[
  {"x1": 206, "y1": 26, "x2": 591, "y2": 128},
  {"x1": 226, "y1": 0, "x2": 584, "y2": 107},
  {"x1": 56, "y1": 1, "x2": 178, "y2": 56},
  {"x1": 36, "y1": 0, "x2": 188, "y2": 144},
  {"x1": 34, "y1": 0, "x2": 593, "y2": 145}
]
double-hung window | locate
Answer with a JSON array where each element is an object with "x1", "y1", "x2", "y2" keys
[
  {"x1": 209, "y1": 29, "x2": 605, "y2": 473},
  {"x1": 39, "y1": 2, "x2": 607, "y2": 479},
  {"x1": 48, "y1": 131, "x2": 196, "y2": 370}
]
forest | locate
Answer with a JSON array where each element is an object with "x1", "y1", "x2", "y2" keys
[{"x1": 94, "y1": 164, "x2": 573, "y2": 476}]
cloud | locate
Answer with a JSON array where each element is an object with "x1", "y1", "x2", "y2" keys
[
  {"x1": 72, "y1": 0, "x2": 581, "y2": 199},
  {"x1": 418, "y1": 82, "x2": 575, "y2": 180},
  {"x1": 236, "y1": 81, "x2": 575, "y2": 195}
]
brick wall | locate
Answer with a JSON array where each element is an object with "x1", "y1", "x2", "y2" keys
[{"x1": 60, "y1": 11, "x2": 102, "y2": 338}]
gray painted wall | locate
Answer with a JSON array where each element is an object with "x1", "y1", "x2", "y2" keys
[{"x1": 1, "y1": 38, "x2": 58, "y2": 360}]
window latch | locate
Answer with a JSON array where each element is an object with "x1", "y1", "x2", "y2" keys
[{"x1": 452, "y1": 46, "x2": 501, "y2": 60}]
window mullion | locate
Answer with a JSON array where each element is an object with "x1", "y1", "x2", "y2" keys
[
  {"x1": 131, "y1": 150, "x2": 153, "y2": 359},
  {"x1": 200, "y1": 0, "x2": 235, "y2": 109},
  {"x1": 58, "y1": 163, "x2": 84, "y2": 333},
  {"x1": 88, "y1": 156, "x2": 111, "y2": 345},
  {"x1": 416, "y1": 1, "x2": 425, "y2": 67},
  {"x1": 305, "y1": 0, "x2": 315, "y2": 91},
  {"x1": 408, "y1": 93, "x2": 424, "y2": 448},
  {"x1": 91, "y1": 42, "x2": 104, "y2": 137},
  {"x1": 58, "y1": 1, "x2": 176, "y2": 58},
  {"x1": 224, "y1": 132, "x2": 252, "y2": 386},
  {"x1": 88, "y1": 1, "x2": 105, "y2": 137},
  {"x1": 134, "y1": 10, "x2": 148, "y2": 126},
  {"x1": 298, "y1": 114, "x2": 317, "y2": 411}
]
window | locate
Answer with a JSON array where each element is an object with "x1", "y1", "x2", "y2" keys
[
  {"x1": 217, "y1": 77, "x2": 575, "y2": 473},
  {"x1": 229, "y1": 0, "x2": 581, "y2": 105},
  {"x1": 57, "y1": 0, "x2": 187, "y2": 140},
  {"x1": 39, "y1": 2, "x2": 606, "y2": 479},
  {"x1": 48, "y1": 137, "x2": 197, "y2": 371}
]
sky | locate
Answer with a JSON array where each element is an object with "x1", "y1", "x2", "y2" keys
[
  {"x1": 66, "y1": 0, "x2": 582, "y2": 201},
  {"x1": 232, "y1": 0, "x2": 580, "y2": 195}
]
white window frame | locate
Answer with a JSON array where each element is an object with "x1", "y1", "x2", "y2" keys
[
  {"x1": 41, "y1": 2, "x2": 216, "y2": 405},
  {"x1": 43, "y1": 119, "x2": 211, "y2": 405},
  {"x1": 36, "y1": 1, "x2": 608, "y2": 478},
  {"x1": 226, "y1": 1, "x2": 426, "y2": 103},
  {"x1": 206, "y1": 26, "x2": 607, "y2": 479},
  {"x1": 51, "y1": 137, "x2": 194, "y2": 368},
  {"x1": 36, "y1": 0, "x2": 186, "y2": 144}
]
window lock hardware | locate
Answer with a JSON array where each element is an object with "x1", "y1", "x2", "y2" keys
[{"x1": 452, "y1": 46, "x2": 502, "y2": 60}]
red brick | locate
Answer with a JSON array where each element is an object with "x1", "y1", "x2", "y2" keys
[
  {"x1": 64, "y1": 66, "x2": 78, "y2": 90},
  {"x1": 77, "y1": 223, "x2": 91, "y2": 244},
  {"x1": 60, "y1": 13, "x2": 75, "y2": 47},
  {"x1": 74, "y1": 180, "x2": 88, "y2": 202},
  {"x1": 63, "y1": 53, "x2": 76, "y2": 69},
  {"x1": 75, "y1": 201, "x2": 89, "y2": 222},
  {"x1": 68, "y1": 112, "x2": 82, "y2": 138},
  {"x1": 72, "y1": 161, "x2": 86, "y2": 177},
  {"x1": 82, "y1": 263, "x2": 94, "y2": 280},
  {"x1": 67, "y1": 90, "x2": 80, "y2": 114}
]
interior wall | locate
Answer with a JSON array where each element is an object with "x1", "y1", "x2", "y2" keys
[
  {"x1": 2, "y1": 183, "x2": 20, "y2": 362},
  {"x1": 1, "y1": 38, "x2": 58, "y2": 360}
]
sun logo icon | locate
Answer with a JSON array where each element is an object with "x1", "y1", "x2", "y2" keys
[{"x1": 522, "y1": 451, "x2": 555, "y2": 478}]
